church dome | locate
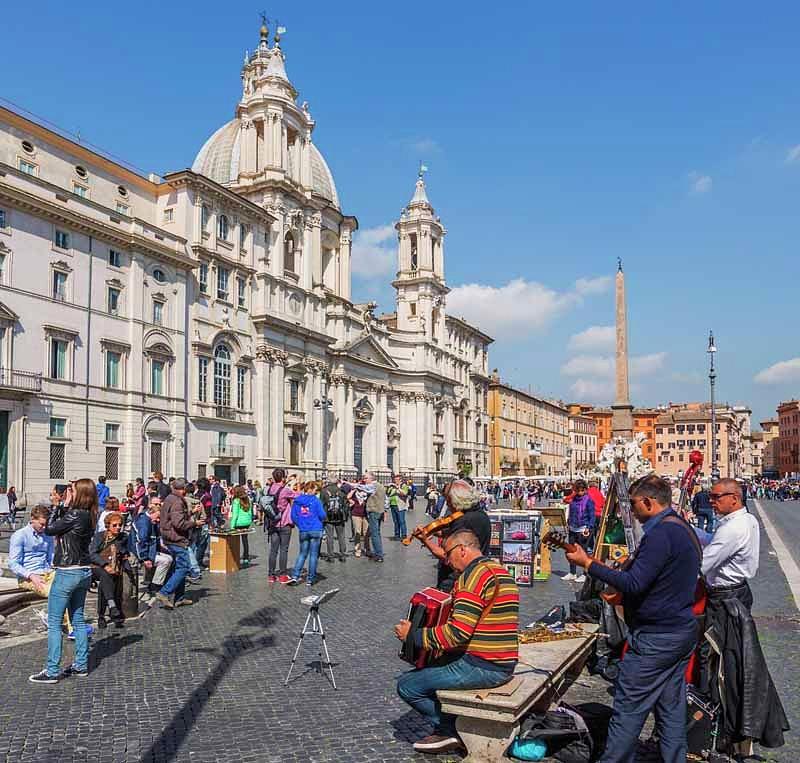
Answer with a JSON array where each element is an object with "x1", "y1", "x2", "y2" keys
[{"x1": 191, "y1": 120, "x2": 340, "y2": 208}]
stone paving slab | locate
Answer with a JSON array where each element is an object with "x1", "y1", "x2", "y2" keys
[{"x1": 0, "y1": 502, "x2": 796, "y2": 762}]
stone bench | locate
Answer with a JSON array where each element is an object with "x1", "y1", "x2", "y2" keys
[{"x1": 437, "y1": 624, "x2": 599, "y2": 762}]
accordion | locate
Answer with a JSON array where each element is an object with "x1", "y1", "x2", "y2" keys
[{"x1": 399, "y1": 587, "x2": 452, "y2": 669}]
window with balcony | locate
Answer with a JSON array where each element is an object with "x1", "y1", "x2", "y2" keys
[
  {"x1": 109, "y1": 249, "x2": 122, "y2": 268},
  {"x1": 198, "y1": 357, "x2": 208, "y2": 403},
  {"x1": 198, "y1": 263, "x2": 208, "y2": 294},
  {"x1": 54, "y1": 229, "x2": 70, "y2": 251},
  {"x1": 49, "y1": 339, "x2": 68, "y2": 380},
  {"x1": 217, "y1": 267, "x2": 230, "y2": 301},
  {"x1": 151, "y1": 359, "x2": 165, "y2": 396},
  {"x1": 107, "y1": 287, "x2": 120, "y2": 315},
  {"x1": 213, "y1": 344, "x2": 231, "y2": 407},
  {"x1": 105, "y1": 351, "x2": 122, "y2": 389}
]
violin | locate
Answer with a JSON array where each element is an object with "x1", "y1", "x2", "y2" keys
[{"x1": 401, "y1": 510, "x2": 465, "y2": 546}]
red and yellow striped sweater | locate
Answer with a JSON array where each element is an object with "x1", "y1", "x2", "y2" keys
[{"x1": 421, "y1": 557, "x2": 519, "y2": 668}]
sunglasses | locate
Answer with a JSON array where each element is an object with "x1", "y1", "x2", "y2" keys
[
  {"x1": 108, "y1": 522, "x2": 122, "y2": 527},
  {"x1": 709, "y1": 492, "x2": 735, "y2": 501},
  {"x1": 443, "y1": 543, "x2": 464, "y2": 562}
]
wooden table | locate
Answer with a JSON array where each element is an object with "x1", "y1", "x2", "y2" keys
[{"x1": 437, "y1": 624, "x2": 599, "y2": 762}]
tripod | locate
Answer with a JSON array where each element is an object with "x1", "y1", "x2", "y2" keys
[{"x1": 284, "y1": 602, "x2": 337, "y2": 689}]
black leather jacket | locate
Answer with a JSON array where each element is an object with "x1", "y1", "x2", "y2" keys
[{"x1": 45, "y1": 505, "x2": 94, "y2": 567}]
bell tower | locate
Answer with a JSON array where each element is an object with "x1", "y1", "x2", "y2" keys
[{"x1": 393, "y1": 170, "x2": 449, "y2": 339}]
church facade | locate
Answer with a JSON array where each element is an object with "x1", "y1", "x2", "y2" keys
[{"x1": 0, "y1": 23, "x2": 491, "y2": 499}]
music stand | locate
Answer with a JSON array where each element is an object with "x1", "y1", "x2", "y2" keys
[{"x1": 284, "y1": 588, "x2": 339, "y2": 689}]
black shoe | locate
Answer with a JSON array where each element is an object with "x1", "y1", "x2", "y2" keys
[
  {"x1": 62, "y1": 664, "x2": 88, "y2": 678},
  {"x1": 374, "y1": 557, "x2": 384, "y2": 563},
  {"x1": 108, "y1": 605, "x2": 121, "y2": 620},
  {"x1": 28, "y1": 670, "x2": 59, "y2": 684},
  {"x1": 338, "y1": 556, "x2": 346, "y2": 562},
  {"x1": 97, "y1": 617, "x2": 108, "y2": 630}
]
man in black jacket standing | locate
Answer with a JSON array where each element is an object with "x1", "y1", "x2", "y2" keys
[{"x1": 564, "y1": 475, "x2": 701, "y2": 763}]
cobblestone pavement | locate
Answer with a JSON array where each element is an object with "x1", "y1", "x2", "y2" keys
[{"x1": 0, "y1": 502, "x2": 796, "y2": 762}]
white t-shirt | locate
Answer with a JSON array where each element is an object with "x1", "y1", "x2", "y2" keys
[{"x1": 0, "y1": 494, "x2": 9, "y2": 515}]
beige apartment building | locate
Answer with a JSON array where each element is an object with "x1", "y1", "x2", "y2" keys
[
  {"x1": 760, "y1": 419, "x2": 780, "y2": 475},
  {"x1": 654, "y1": 403, "x2": 748, "y2": 479},
  {"x1": 568, "y1": 413, "x2": 597, "y2": 477},
  {"x1": 488, "y1": 373, "x2": 569, "y2": 477}
]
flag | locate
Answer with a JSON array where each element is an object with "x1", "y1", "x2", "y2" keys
[
  {"x1": 277, "y1": 26, "x2": 287, "y2": 34},
  {"x1": 419, "y1": 163, "x2": 429, "y2": 173}
]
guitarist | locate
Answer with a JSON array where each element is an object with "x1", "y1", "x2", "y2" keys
[{"x1": 563, "y1": 475, "x2": 701, "y2": 763}]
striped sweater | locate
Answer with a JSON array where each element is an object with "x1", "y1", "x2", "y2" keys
[{"x1": 421, "y1": 557, "x2": 519, "y2": 668}]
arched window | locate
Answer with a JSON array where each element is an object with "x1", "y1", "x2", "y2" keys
[
  {"x1": 284, "y1": 232, "x2": 295, "y2": 273},
  {"x1": 410, "y1": 233, "x2": 418, "y2": 270},
  {"x1": 217, "y1": 214, "x2": 229, "y2": 241},
  {"x1": 213, "y1": 344, "x2": 231, "y2": 407}
]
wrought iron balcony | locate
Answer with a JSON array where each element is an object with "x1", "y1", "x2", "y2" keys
[
  {"x1": 0, "y1": 368, "x2": 42, "y2": 392},
  {"x1": 210, "y1": 444, "x2": 245, "y2": 459}
]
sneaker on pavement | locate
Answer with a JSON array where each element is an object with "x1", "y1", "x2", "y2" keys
[
  {"x1": 575, "y1": 575, "x2": 586, "y2": 583},
  {"x1": 62, "y1": 664, "x2": 88, "y2": 678},
  {"x1": 278, "y1": 574, "x2": 292, "y2": 584},
  {"x1": 28, "y1": 670, "x2": 59, "y2": 685},
  {"x1": 175, "y1": 598, "x2": 193, "y2": 607},
  {"x1": 563, "y1": 573, "x2": 576, "y2": 581},
  {"x1": 412, "y1": 735, "x2": 462, "y2": 753},
  {"x1": 374, "y1": 557, "x2": 384, "y2": 563},
  {"x1": 186, "y1": 576, "x2": 202, "y2": 584},
  {"x1": 286, "y1": 577, "x2": 300, "y2": 586},
  {"x1": 155, "y1": 592, "x2": 174, "y2": 610},
  {"x1": 67, "y1": 625, "x2": 95, "y2": 641},
  {"x1": 268, "y1": 575, "x2": 278, "y2": 583}
]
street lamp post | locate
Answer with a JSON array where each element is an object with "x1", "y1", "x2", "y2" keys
[
  {"x1": 707, "y1": 331, "x2": 719, "y2": 481},
  {"x1": 313, "y1": 377, "x2": 334, "y2": 479}
]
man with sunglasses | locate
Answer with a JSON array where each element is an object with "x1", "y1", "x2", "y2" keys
[
  {"x1": 695, "y1": 479, "x2": 788, "y2": 754},
  {"x1": 394, "y1": 529, "x2": 519, "y2": 755},
  {"x1": 564, "y1": 474, "x2": 701, "y2": 763}
]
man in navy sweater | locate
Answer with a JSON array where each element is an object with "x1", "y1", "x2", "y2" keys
[{"x1": 565, "y1": 474, "x2": 701, "y2": 763}]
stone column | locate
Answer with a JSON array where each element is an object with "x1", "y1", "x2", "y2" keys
[
  {"x1": 333, "y1": 379, "x2": 346, "y2": 468},
  {"x1": 270, "y1": 351, "x2": 287, "y2": 461},
  {"x1": 611, "y1": 261, "x2": 634, "y2": 439},
  {"x1": 339, "y1": 229, "x2": 352, "y2": 301},
  {"x1": 310, "y1": 368, "x2": 322, "y2": 465},
  {"x1": 255, "y1": 348, "x2": 269, "y2": 463}
]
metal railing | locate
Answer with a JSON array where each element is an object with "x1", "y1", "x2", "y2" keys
[
  {"x1": 210, "y1": 444, "x2": 245, "y2": 459},
  {"x1": 0, "y1": 368, "x2": 42, "y2": 392}
]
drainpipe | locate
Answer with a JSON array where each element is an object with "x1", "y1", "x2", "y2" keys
[{"x1": 85, "y1": 236, "x2": 93, "y2": 451}]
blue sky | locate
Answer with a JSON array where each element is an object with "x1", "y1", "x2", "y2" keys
[{"x1": 5, "y1": 2, "x2": 800, "y2": 425}]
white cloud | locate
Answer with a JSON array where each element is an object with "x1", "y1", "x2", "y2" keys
[
  {"x1": 786, "y1": 145, "x2": 800, "y2": 164},
  {"x1": 351, "y1": 224, "x2": 396, "y2": 279},
  {"x1": 561, "y1": 352, "x2": 666, "y2": 404},
  {"x1": 754, "y1": 357, "x2": 800, "y2": 384},
  {"x1": 447, "y1": 276, "x2": 612, "y2": 339},
  {"x1": 688, "y1": 171, "x2": 712, "y2": 194},
  {"x1": 670, "y1": 371, "x2": 703, "y2": 384},
  {"x1": 568, "y1": 325, "x2": 615, "y2": 352}
]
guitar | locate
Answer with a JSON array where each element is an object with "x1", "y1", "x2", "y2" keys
[{"x1": 541, "y1": 529, "x2": 628, "y2": 604}]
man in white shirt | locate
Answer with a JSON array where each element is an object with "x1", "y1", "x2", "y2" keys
[
  {"x1": 698, "y1": 480, "x2": 759, "y2": 584},
  {"x1": 696, "y1": 479, "x2": 759, "y2": 600}
]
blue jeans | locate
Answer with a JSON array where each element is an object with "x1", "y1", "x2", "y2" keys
[
  {"x1": 390, "y1": 506, "x2": 408, "y2": 539},
  {"x1": 47, "y1": 568, "x2": 92, "y2": 676},
  {"x1": 291, "y1": 530, "x2": 323, "y2": 583},
  {"x1": 193, "y1": 524, "x2": 210, "y2": 568},
  {"x1": 600, "y1": 625, "x2": 697, "y2": 763},
  {"x1": 160, "y1": 545, "x2": 192, "y2": 601},
  {"x1": 367, "y1": 512, "x2": 384, "y2": 559},
  {"x1": 397, "y1": 656, "x2": 514, "y2": 736}
]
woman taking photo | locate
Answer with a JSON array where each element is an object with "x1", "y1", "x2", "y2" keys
[
  {"x1": 30, "y1": 478, "x2": 97, "y2": 683},
  {"x1": 89, "y1": 510, "x2": 128, "y2": 628},
  {"x1": 228, "y1": 485, "x2": 253, "y2": 566}
]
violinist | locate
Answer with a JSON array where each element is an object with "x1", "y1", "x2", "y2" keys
[{"x1": 414, "y1": 480, "x2": 491, "y2": 592}]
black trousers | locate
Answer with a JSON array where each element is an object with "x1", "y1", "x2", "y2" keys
[
  {"x1": 92, "y1": 566, "x2": 122, "y2": 618},
  {"x1": 568, "y1": 529, "x2": 593, "y2": 574}
]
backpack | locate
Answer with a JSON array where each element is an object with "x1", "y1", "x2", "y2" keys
[
  {"x1": 259, "y1": 487, "x2": 284, "y2": 526},
  {"x1": 325, "y1": 491, "x2": 346, "y2": 524}
]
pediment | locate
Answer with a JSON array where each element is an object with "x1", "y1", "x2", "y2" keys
[
  {"x1": 335, "y1": 332, "x2": 398, "y2": 369},
  {"x1": 0, "y1": 300, "x2": 18, "y2": 322}
]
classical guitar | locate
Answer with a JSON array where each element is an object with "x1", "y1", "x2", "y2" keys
[{"x1": 541, "y1": 529, "x2": 627, "y2": 604}]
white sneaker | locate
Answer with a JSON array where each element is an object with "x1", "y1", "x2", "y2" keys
[
  {"x1": 575, "y1": 575, "x2": 586, "y2": 583},
  {"x1": 563, "y1": 573, "x2": 576, "y2": 581}
]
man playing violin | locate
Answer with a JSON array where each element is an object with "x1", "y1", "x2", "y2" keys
[
  {"x1": 563, "y1": 474, "x2": 701, "y2": 763},
  {"x1": 394, "y1": 529, "x2": 519, "y2": 754},
  {"x1": 414, "y1": 480, "x2": 491, "y2": 592}
]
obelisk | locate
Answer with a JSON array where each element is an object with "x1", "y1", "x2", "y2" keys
[{"x1": 611, "y1": 259, "x2": 634, "y2": 439}]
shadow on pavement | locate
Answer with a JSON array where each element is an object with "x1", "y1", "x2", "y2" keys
[
  {"x1": 92, "y1": 632, "x2": 144, "y2": 669},
  {"x1": 139, "y1": 605, "x2": 278, "y2": 763}
]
